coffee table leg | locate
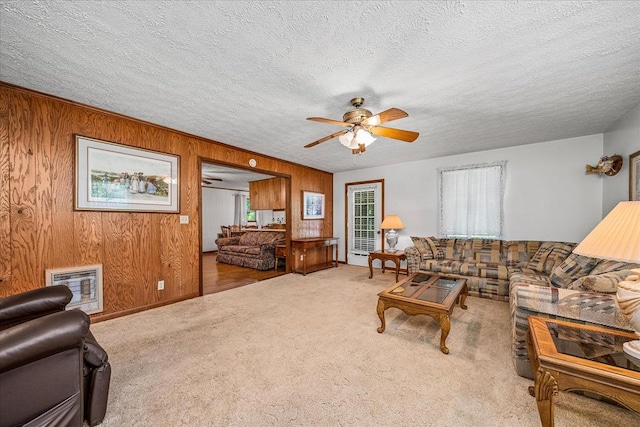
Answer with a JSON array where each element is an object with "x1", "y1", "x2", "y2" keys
[
  {"x1": 376, "y1": 299, "x2": 386, "y2": 333},
  {"x1": 528, "y1": 367, "x2": 558, "y2": 427},
  {"x1": 437, "y1": 314, "x2": 450, "y2": 354},
  {"x1": 460, "y1": 284, "x2": 468, "y2": 310}
]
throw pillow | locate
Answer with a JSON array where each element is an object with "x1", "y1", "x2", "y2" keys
[
  {"x1": 567, "y1": 270, "x2": 636, "y2": 293},
  {"x1": 526, "y1": 242, "x2": 576, "y2": 275},
  {"x1": 410, "y1": 236, "x2": 435, "y2": 260},
  {"x1": 549, "y1": 253, "x2": 598, "y2": 288}
]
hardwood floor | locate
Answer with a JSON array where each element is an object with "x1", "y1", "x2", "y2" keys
[{"x1": 202, "y1": 252, "x2": 286, "y2": 295}]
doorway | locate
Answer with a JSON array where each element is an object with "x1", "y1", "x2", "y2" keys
[
  {"x1": 199, "y1": 159, "x2": 290, "y2": 295},
  {"x1": 345, "y1": 180, "x2": 383, "y2": 266}
]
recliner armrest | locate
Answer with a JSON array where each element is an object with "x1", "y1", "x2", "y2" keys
[
  {"x1": 0, "y1": 286, "x2": 73, "y2": 331},
  {"x1": 0, "y1": 310, "x2": 89, "y2": 373},
  {"x1": 84, "y1": 330, "x2": 109, "y2": 367}
]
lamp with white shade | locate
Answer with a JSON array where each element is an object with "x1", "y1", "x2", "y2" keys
[
  {"x1": 380, "y1": 215, "x2": 405, "y2": 253},
  {"x1": 573, "y1": 201, "x2": 640, "y2": 359}
]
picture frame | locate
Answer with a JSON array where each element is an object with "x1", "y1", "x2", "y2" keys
[
  {"x1": 302, "y1": 191, "x2": 324, "y2": 219},
  {"x1": 75, "y1": 135, "x2": 179, "y2": 212},
  {"x1": 631, "y1": 150, "x2": 640, "y2": 201},
  {"x1": 45, "y1": 264, "x2": 104, "y2": 315}
]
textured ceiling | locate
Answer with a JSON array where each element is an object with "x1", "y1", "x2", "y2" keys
[
  {"x1": 201, "y1": 162, "x2": 273, "y2": 191},
  {"x1": 1, "y1": 1, "x2": 639, "y2": 173}
]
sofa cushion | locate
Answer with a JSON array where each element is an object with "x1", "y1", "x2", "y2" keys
[
  {"x1": 549, "y1": 253, "x2": 598, "y2": 288},
  {"x1": 238, "y1": 231, "x2": 283, "y2": 246},
  {"x1": 410, "y1": 236, "x2": 436, "y2": 260},
  {"x1": 590, "y1": 259, "x2": 640, "y2": 275},
  {"x1": 509, "y1": 267, "x2": 550, "y2": 289},
  {"x1": 471, "y1": 240, "x2": 503, "y2": 264},
  {"x1": 460, "y1": 262, "x2": 508, "y2": 280},
  {"x1": 420, "y1": 259, "x2": 463, "y2": 275},
  {"x1": 505, "y1": 241, "x2": 543, "y2": 267},
  {"x1": 567, "y1": 270, "x2": 636, "y2": 293},
  {"x1": 526, "y1": 242, "x2": 575, "y2": 274}
]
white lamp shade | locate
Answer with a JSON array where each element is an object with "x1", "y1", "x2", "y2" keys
[{"x1": 573, "y1": 201, "x2": 640, "y2": 262}]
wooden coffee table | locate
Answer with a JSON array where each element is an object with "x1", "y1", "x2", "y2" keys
[
  {"x1": 376, "y1": 272, "x2": 468, "y2": 354},
  {"x1": 526, "y1": 316, "x2": 640, "y2": 427}
]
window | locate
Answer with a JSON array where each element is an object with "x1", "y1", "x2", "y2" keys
[
  {"x1": 246, "y1": 198, "x2": 256, "y2": 222},
  {"x1": 438, "y1": 161, "x2": 506, "y2": 239}
]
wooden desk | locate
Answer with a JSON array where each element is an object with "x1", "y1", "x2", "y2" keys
[{"x1": 291, "y1": 237, "x2": 339, "y2": 275}]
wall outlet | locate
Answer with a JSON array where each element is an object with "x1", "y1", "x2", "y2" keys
[
  {"x1": 179, "y1": 215, "x2": 189, "y2": 224},
  {"x1": 157, "y1": 280, "x2": 164, "y2": 290}
]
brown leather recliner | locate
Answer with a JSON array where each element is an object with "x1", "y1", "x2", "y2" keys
[{"x1": 0, "y1": 286, "x2": 111, "y2": 426}]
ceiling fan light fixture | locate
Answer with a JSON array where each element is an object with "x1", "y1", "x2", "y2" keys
[
  {"x1": 355, "y1": 128, "x2": 376, "y2": 146},
  {"x1": 339, "y1": 131, "x2": 354, "y2": 147}
]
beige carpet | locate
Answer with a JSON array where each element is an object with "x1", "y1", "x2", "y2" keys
[{"x1": 91, "y1": 265, "x2": 638, "y2": 426}]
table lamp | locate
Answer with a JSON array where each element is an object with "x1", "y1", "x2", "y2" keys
[
  {"x1": 573, "y1": 201, "x2": 640, "y2": 359},
  {"x1": 380, "y1": 215, "x2": 405, "y2": 253}
]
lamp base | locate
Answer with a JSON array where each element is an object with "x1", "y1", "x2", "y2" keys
[
  {"x1": 385, "y1": 229, "x2": 399, "y2": 253},
  {"x1": 623, "y1": 340, "x2": 640, "y2": 360}
]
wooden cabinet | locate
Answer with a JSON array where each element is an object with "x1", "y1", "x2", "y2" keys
[{"x1": 249, "y1": 177, "x2": 286, "y2": 210}]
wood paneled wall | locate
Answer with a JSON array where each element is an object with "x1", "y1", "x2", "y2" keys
[{"x1": 0, "y1": 83, "x2": 333, "y2": 320}]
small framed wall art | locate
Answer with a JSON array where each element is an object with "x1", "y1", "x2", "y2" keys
[
  {"x1": 631, "y1": 150, "x2": 640, "y2": 201},
  {"x1": 75, "y1": 135, "x2": 180, "y2": 212},
  {"x1": 302, "y1": 191, "x2": 325, "y2": 220}
]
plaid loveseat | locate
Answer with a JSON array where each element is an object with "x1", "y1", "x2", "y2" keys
[
  {"x1": 215, "y1": 231, "x2": 285, "y2": 271},
  {"x1": 405, "y1": 237, "x2": 637, "y2": 379}
]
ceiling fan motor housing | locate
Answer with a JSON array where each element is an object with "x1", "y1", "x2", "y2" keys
[
  {"x1": 342, "y1": 97, "x2": 373, "y2": 124},
  {"x1": 342, "y1": 108, "x2": 372, "y2": 124}
]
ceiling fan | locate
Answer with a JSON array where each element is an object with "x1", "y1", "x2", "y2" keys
[
  {"x1": 305, "y1": 97, "x2": 419, "y2": 154},
  {"x1": 201, "y1": 177, "x2": 222, "y2": 186}
]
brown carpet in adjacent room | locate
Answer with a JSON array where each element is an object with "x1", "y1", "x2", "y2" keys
[{"x1": 91, "y1": 265, "x2": 638, "y2": 426}]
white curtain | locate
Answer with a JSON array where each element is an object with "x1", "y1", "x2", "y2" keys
[
  {"x1": 255, "y1": 210, "x2": 272, "y2": 228},
  {"x1": 438, "y1": 161, "x2": 506, "y2": 239},
  {"x1": 233, "y1": 194, "x2": 247, "y2": 226}
]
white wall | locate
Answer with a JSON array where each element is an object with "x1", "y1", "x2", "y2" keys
[
  {"x1": 603, "y1": 101, "x2": 640, "y2": 215},
  {"x1": 202, "y1": 188, "x2": 247, "y2": 251},
  {"x1": 334, "y1": 134, "x2": 607, "y2": 262}
]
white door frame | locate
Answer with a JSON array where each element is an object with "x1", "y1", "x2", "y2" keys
[{"x1": 345, "y1": 179, "x2": 384, "y2": 266}]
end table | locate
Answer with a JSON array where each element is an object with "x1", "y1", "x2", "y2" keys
[{"x1": 368, "y1": 250, "x2": 407, "y2": 282}]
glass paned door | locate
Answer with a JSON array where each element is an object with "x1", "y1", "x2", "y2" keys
[{"x1": 347, "y1": 182, "x2": 382, "y2": 266}]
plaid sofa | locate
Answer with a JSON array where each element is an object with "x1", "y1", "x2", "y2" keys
[
  {"x1": 215, "y1": 231, "x2": 285, "y2": 271},
  {"x1": 405, "y1": 237, "x2": 637, "y2": 378}
]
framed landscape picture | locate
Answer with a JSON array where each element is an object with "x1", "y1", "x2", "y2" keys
[
  {"x1": 302, "y1": 191, "x2": 324, "y2": 219},
  {"x1": 75, "y1": 136, "x2": 180, "y2": 212},
  {"x1": 631, "y1": 150, "x2": 640, "y2": 201}
]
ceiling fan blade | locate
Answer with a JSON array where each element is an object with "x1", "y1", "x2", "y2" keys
[
  {"x1": 369, "y1": 126, "x2": 419, "y2": 142},
  {"x1": 304, "y1": 130, "x2": 348, "y2": 148},
  {"x1": 307, "y1": 117, "x2": 352, "y2": 127},
  {"x1": 362, "y1": 108, "x2": 408, "y2": 126}
]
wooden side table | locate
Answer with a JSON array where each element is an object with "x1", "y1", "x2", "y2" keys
[
  {"x1": 368, "y1": 250, "x2": 407, "y2": 282},
  {"x1": 274, "y1": 244, "x2": 286, "y2": 271}
]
